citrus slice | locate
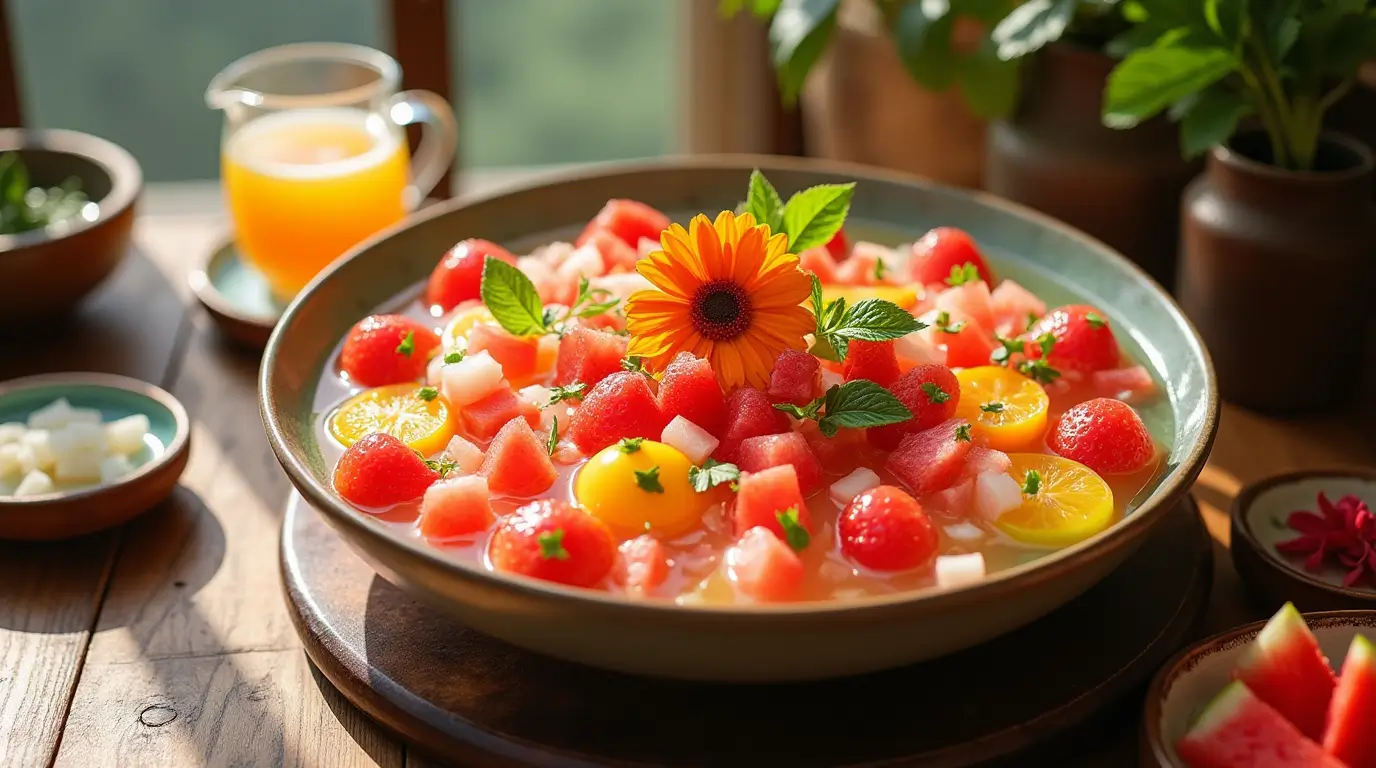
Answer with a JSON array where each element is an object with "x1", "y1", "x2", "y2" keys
[
  {"x1": 995, "y1": 453, "x2": 1115, "y2": 547},
  {"x1": 328, "y1": 383, "x2": 455, "y2": 456},
  {"x1": 822, "y1": 284, "x2": 922, "y2": 311},
  {"x1": 442, "y1": 305, "x2": 495, "y2": 351},
  {"x1": 954, "y1": 366, "x2": 1050, "y2": 451}
]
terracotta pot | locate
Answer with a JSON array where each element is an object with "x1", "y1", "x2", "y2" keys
[
  {"x1": 985, "y1": 43, "x2": 1198, "y2": 289},
  {"x1": 801, "y1": 2, "x2": 986, "y2": 189},
  {"x1": 1180, "y1": 130, "x2": 1376, "y2": 413}
]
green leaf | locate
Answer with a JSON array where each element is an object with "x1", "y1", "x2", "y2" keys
[
  {"x1": 773, "y1": 398, "x2": 824, "y2": 420},
  {"x1": 920, "y1": 382, "x2": 951, "y2": 404},
  {"x1": 1103, "y1": 34, "x2": 1236, "y2": 129},
  {"x1": 956, "y1": 41, "x2": 1022, "y2": 119},
  {"x1": 955, "y1": 423, "x2": 973, "y2": 442},
  {"x1": 781, "y1": 182, "x2": 854, "y2": 252},
  {"x1": 546, "y1": 416, "x2": 560, "y2": 457},
  {"x1": 480, "y1": 258, "x2": 548, "y2": 337},
  {"x1": 768, "y1": 0, "x2": 839, "y2": 105},
  {"x1": 548, "y1": 383, "x2": 587, "y2": 405},
  {"x1": 1021, "y1": 469, "x2": 1042, "y2": 495},
  {"x1": 945, "y1": 263, "x2": 981, "y2": 287},
  {"x1": 395, "y1": 331, "x2": 415, "y2": 357},
  {"x1": 892, "y1": 3, "x2": 956, "y2": 90},
  {"x1": 980, "y1": 401, "x2": 1006, "y2": 413},
  {"x1": 829, "y1": 299, "x2": 924, "y2": 342},
  {"x1": 776, "y1": 507, "x2": 811, "y2": 551},
  {"x1": 1106, "y1": 23, "x2": 1170, "y2": 58},
  {"x1": 617, "y1": 437, "x2": 645, "y2": 454},
  {"x1": 1322, "y1": 11, "x2": 1376, "y2": 77},
  {"x1": 417, "y1": 386, "x2": 439, "y2": 402},
  {"x1": 1178, "y1": 87, "x2": 1251, "y2": 158},
  {"x1": 990, "y1": 0, "x2": 1079, "y2": 61},
  {"x1": 815, "y1": 380, "x2": 912, "y2": 437},
  {"x1": 634, "y1": 465, "x2": 665, "y2": 494},
  {"x1": 423, "y1": 457, "x2": 458, "y2": 478},
  {"x1": 443, "y1": 351, "x2": 464, "y2": 364},
  {"x1": 744, "y1": 170, "x2": 786, "y2": 233},
  {"x1": 689, "y1": 459, "x2": 741, "y2": 493}
]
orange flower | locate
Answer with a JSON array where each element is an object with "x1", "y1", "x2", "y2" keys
[{"x1": 625, "y1": 211, "x2": 813, "y2": 390}]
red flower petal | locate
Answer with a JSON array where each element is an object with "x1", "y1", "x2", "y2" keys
[
  {"x1": 1277, "y1": 535, "x2": 1324, "y2": 554},
  {"x1": 1287, "y1": 510, "x2": 1334, "y2": 535}
]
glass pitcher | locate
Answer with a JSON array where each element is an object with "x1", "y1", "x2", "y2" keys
[{"x1": 207, "y1": 42, "x2": 457, "y2": 299}]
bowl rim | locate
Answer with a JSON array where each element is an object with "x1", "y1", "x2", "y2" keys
[
  {"x1": 0, "y1": 372, "x2": 191, "y2": 508},
  {"x1": 0, "y1": 128, "x2": 143, "y2": 252},
  {"x1": 260, "y1": 153, "x2": 1220, "y2": 620}
]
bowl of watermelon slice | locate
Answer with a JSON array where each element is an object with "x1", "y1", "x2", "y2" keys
[
  {"x1": 260, "y1": 156, "x2": 1218, "y2": 681},
  {"x1": 1146, "y1": 603, "x2": 1376, "y2": 768}
]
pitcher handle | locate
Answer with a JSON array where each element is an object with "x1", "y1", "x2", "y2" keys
[{"x1": 386, "y1": 89, "x2": 458, "y2": 208}]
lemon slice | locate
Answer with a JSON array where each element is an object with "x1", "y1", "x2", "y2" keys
[
  {"x1": 955, "y1": 366, "x2": 1050, "y2": 451},
  {"x1": 995, "y1": 454, "x2": 1114, "y2": 547},
  {"x1": 328, "y1": 383, "x2": 455, "y2": 456}
]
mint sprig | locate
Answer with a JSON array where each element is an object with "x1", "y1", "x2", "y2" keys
[
  {"x1": 738, "y1": 169, "x2": 853, "y2": 252},
  {"x1": 773, "y1": 379, "x2": 912, "y2": 438},
  {"x1": 808, "y1": 275, "x2": 924, "y2": 362},
  {"x1": 480, "y1": 258, "x2": 548, "y2": 337},
  {"x1": 689, "y1": 458, "x2": 740, "y2": 493}
]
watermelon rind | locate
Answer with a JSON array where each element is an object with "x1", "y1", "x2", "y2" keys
[
  {"x1": 1186, "y1": 680, "x2": 1250, "y2": 736},
  {"x1": 1325, "y1": 634, "x2": 1376, "y2": 768}
]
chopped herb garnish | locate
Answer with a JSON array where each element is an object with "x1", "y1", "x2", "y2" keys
[
  {"x1": 991, "y1": 334, "x2": 1025, "y2": 365},
  {"x1": 945, "y1": 262, "x2": 981, "y2": 287},
  {"x1": 980, "y1": 401, "x2": 1005, "y2": 414},
  {"x1": 537, "y1": 529, "x2": 570, "y2": 560},
  {"x1": 546, "y1": 416, "x2": 559, "y2": 457},
  {"x1": 1016, "y1": 332, "x2": 1062, "y2": 384},
  {"x1": 1026, "y1": 312, "x2": 1040, "y2": 331},
  {"x1": 396, "y1": 331, "x2": 416, "y2": 356},
  {"x1": 443, "y1": 351, "x2": 464, "y2": 364},
  {"x1": 417, "y1": 386, "x2": 439, "y2": 402},
  {"x1": 776, "y1": 507, "x2": 811, "y2": 551},
  {"x1": 773, "y1": 379, "x2": 912, "y2": 438},
  {"x1": 955, "y1": 423, "x2": 973, "y2": 442},
  {"x1": 547, "y1": 382, "x2": 587, "y2": 406},
  {"x1": 620, "y1": 356, "x2": 655, "y2": 380},
  {"x1": 634, "y1": 465, "x2": 665, "y2": 493},
  {"x1": 873, "y1": 256, "x2": 887, "y2": 281},
  {"x1": 1021, "y1": 470, "x2": 1042, "y2": 496},
  {"x1": 808, "y1": 275, "x2": 924, "y2": 362},
  {"x1": 1086, "y1": 312, "x2": 1107, "y2": 330},
  {"x1": 920, "y1": 382, "x2": 950, "y2": 404},
  {"x1": 618, "y1": 437, "x2": 644, "y2": 454},
  {"x1": 567, "y1": 276, "x2": 621, "y2": 320},
  {"x1": 689, "y1": 458, "x2": 740, "y2": 492},
  {"x1": 423, "y1": 458, "x2": 458, "y2": 478},
  {"x1": 935, "y1": 311, "x2": 966, "y2": 334}
]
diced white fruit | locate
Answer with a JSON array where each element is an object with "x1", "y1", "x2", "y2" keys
[
  {"x1": 541, "y1": 402, "x2": 572, "y2": 433},
  {"x1": 518, "y1": 385, "x2": 554, "y2": 410},
  {"x1": 22, "y1": 430, "x2": 54, "y2": 471},
  {"x1": 589, "y1": 271, "x2": 653, "y2": 300},
  {"x1": 943, "y1": 522, "x2": 988, "y2": 542},
  {"x1": 54, "y1": 447, "x2": 103, "y2": 482},
  {"x1": 441, "y1": 350, "x2": 505, "y2": 407},
  {"x1": 441, "y1": 435, "x2": 485, "y2": 474},
  {"x1": 14, "y1": 469, "x2": 54, "y2": 497},
  {"x1": 0, "y1": 443, "x2": 20, "y2": 478},
  {"x1": 829, "y1": 468, "x2": 882, "y2": 507},
  {"x1": 894, "y1": 332, "x2": 945, "y2": 365},
  {"x1": 557, "y1": 243, "x2": 606, "y2": 280},
  {"x1": 26, "y1": 398, "x2": 74, "y2": 430},
  {"x1": 14, "y1": 443, "x2": 36, "y2": 474},
  {"x1": 0, "y1": 422, "x2": 25, "y2": 444},
  {"x1": 99, "y1": 455, "x2": 135, "y2": 484},
  {"x1": 66, "y1": 407, "x2": 103, "y2": 426},
  {"x1": 425, "y1": 354, "x2": 445, "y2": 386},
  {"x1": 973, "y1": 471, "x2": 1023, "y2": 523},
  {"x1": 51, "y1": 422, "x2": 105, "y2": 454},
  {"x1": 936, "y1": 553, "x2": 987, "y2": 588},
  {"x1": 104, "y1": 414, "x2": 151, "y2": 456},
  {"x1": 660, "y1": 416, "x2": 719, "y2": 465}
]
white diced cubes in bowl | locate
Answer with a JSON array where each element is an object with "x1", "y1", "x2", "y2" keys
[
  {"x1": 99, "y1": 455, "x2": 135, "y2": 484},
  {"x1": 0, "y1": 399, "x2": 154, "y2": 498},
  {"x1": 936, "y1": 553, "x2": 987, "y2": 589},
  {"x1": 0, "y1": 423, "x2": 25, "y2": 444},
  {"x1": 829, "y1": 468, "x2": 882, "y2": 507},
  {"x1": 441, "y1": 351, "x2": 505, "y2": 407},
  {"x1": 105, "y1": 415, "x2": 151, "y2": 456},
  {"x1": 14, "y1": 469, "x2": 55, "y2": 497},
  {"x1": 660, "y1": 416, "x2": 718, "y2": 465},
  {"x1": 22, "y1": 430, "x2": 55, "y2": 471}
]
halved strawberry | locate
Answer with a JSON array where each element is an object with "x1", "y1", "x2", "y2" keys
[
  {"x1": 339, "y1": 314, "x2": 441, "y2": 387},
  {"x1": 333, "y1": 432, "x2": 438, "y2": 508},
  {"x1": 425, "y1": 239, "x2": 517, "y2": 312},
  {"x1": 488, "y1": 499, "x2": 615, "y2": 587}
]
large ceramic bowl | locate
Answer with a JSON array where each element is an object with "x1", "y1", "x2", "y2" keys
[{"x1": 261, "y1": 157, "x2": 1218, "y2": 681}]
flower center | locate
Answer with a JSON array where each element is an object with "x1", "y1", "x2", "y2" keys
[{"x1": 690, "y1": 280, "x2": 752, "y2": 341}]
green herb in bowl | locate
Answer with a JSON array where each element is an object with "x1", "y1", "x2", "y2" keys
[{"x1": 0, "y1": 152, "x2": 91, "y2": 235}]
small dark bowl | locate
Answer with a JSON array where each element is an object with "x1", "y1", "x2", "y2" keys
[{"x1": 0, "y1": 128, "x2": 142, "y2": 321}]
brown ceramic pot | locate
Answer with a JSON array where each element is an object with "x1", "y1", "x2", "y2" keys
[
  {"x1": 985, "y1": 43, "x2": 1198, "y2": 289},
  {"x1": 1180, "y1": 130, "x2": 1376, "y2": 413}
]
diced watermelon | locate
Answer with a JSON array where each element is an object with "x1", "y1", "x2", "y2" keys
[
  {"x1": 1232, "y1": 602, "x2": 1338, "y2": 741},
  {"x1": 578, "y1": 228, "x2": 642, "y2": 273},
  {"x1": 1092, "y1": 365, "x2": 1158, "y2": 402},
  {"x1": 799, "y1": 419, "x2": 868, "y2": 476},
  {"x1": 575, "y1": 199, "x2": 671, "y2": 249},
  {"x1": 657, "y1": 352, "x2": 728, "y2": 437},
  {"x1": 612, "y1": 534, "x2": 669, "y2": 596},
  {"x1": 919, "y1": 308, "x2": 998, "y2": 369},
  {"x1": 733, "y1": 464, "x2": 811, "y2": 539},
  {"x1": 520, "y1": 257, "x2": 576, "y2": 306},
  {"x1": 556, "y1": 243, "x2": 608, "y2": 284},
  {"x1": 554, "y1": 326, "x2": 628, "y2": 389},
  {"x1": 419, "y1": 475, "x2": 494, "y2": 540},
  {"x1": 960, "y1": 447, "x2": 1013, "y2": 481},
  {"x1": 798, "y1": 246, "x2": 839, "y2": 284},
  {"x1": 934, "y1": 281, "x2": 995, "y2": 336},
  {"x1": 461, "y1": 386, "x2": 541, "y2": 443},
  {"x1": 567, "y1": 371, "x2": 666, "y2": 454},
  {"x1": 767, "y1": 349, "x2": 821, "y2": 407},
  {"x1": 990, "y1": 279, "x2": 1046, "y2": 335},
  {"x1": 726, "y1": 526, "x2": 804, "y2": 602},
  {"x1": 885, "y1": 418, "x2": 973, "y2": 495},
  {"x1": 714, "y1": 386, "x2": 789, "y2": 462},
  {"x1": 478, "y1": 418, "x2": 558, "y2": 497},
  {"x1": 842, "y1": 340, "x2": 901, "y2": 387},
  {"x1": 1177, "y1": 682, "x2": 1344, "y2": 768},
  {"x1": 1325, "y1": 635, "x2": 1376, "y2": 768},
  {"x1": 736, "y1": 432, "x2": 824, "y2": 495},
  {"x1": 467, "y1": 325, "x2": 541, "y2": 387}
]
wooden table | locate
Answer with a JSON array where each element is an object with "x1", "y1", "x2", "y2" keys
[{"x1": 1, "y1": 175, "x2": 1371, "y2": 768}]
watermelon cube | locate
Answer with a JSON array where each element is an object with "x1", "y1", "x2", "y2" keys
[
  {"x1": 767, "y1": 349, "x2": 821, "y2": 407},
  {"x1": 440, "y1": 350, "x2": 506, "y2": 407},
  {"x1": 612, "y1": 534, "x2": 669, "y2": 597},
  {"x1": 575, "y1": 199, "x2": 670, "y2": 250},
  {"x1": 732, "y1": 464, "x2": 811, "y2": 540},
  {"x1": 960, "y1": 447, "x2": 1013, "y2": 481},
  {"x1": 1177, "y1": 682, "x2": 1344, "y2": 768},
  {"x1": 567, "y1": 371, "x2": 666, "y2": 454},
  {"x1": 713, "y1": 386, "x2": 789, "y2": 462},
  {"x1": 799, "y1": 419, "x2": 868, "y2": 476},
  {"x1": 918, "y1": 308, "x2": 998, "y2": 369},
  {"x1": 460, "y1": 385, "x2": 541, "y2": 443},
  {"x1": 736, "y1": 432, "x2": 824, "y2": 495},
  {"x1": 657, "y1": 352, "x2": 728, "y2": 438},
  {"x1": 467, "y1": 325, "x2": 541, "y2": 387},
  {"x1": 934, "y1": 281, "x2": 995, "y2": 335},
  {"x1": 554, "y1": 326, "x2": 628, "y2": 389},
  {"x1": 1324, "y1": 635, "x2": 1376, "y2": 768},
  {"x1": 478, "y1": 418, "x2": 558, "y2": 497},
  {"x1": 885, "y1": 418, "x2": 973, "y2": 496},
  {"x1": 1232, "y1": 602, "x2": 1338, "y2": 741},
  {"x1": 1092, "y1": 365, "x2": 1158, "y2": 402},
  {"x1": 842, "y1": 340, "x2": 901, "y2": 387},
  {"x1": 726, "y1": 527, "x2": 804, "y2": 602},
  {"x1": 797, "y1": 246, "x2": 839, "y2": 284},
  {"x1": 556, "y1": 242, "x2": 607, "y2": 282},
  {"x1": 419, "y1": 475, "x2": 494, "y2": 540},
  {"x1": 928, "y1": 478, "x2": 975, "y2": 516},
  {"x1": 990, "y1": 279, "x2": 1046, "y2": 335},
  {"x1": 660, "y1": 415, "x2": 719, "y2": 465},
  {"x1": 580, "y1": 228, "x2": 641, "y2": 273}
]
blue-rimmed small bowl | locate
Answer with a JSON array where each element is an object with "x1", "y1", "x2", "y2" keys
[{"x1": 0, "y1": 372, "x2": 190, "y2": 539}]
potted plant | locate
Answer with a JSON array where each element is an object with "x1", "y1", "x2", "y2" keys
[
  {"x1": 724, "y1": 0, "x2": 1021, "y2": 188},
  {"x1": 982, "y1": 0, "x2": 1200, "y2": 289},
  {"x1": 1102, "y1": 0, "x2": 1376, "y2": 412}
]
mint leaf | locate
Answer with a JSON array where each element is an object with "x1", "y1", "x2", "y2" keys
[
  {"x1": 744, "y1": 170, "x2": 786, "y2": 233},
  {"x1": 1103, "y1": 33, "x2": 1236, "y2": 129},
  {"x1": 690, "y1": 459, "x2": 740, "y2": 493},
  {"x1": 776, "y1": 507, "x2": 811, "y2": 551},
  {"x1": 829, "y1": 299, "x2": 924, "y2": 342},
  {"x1": 782, "y1": 182, "x2": 854, "y2": 252},
  {"x1": 816, "y1": 380, "x2": 912, "y2": 437},
  {"x1": 481, "y1": 258, "x2": 548, "y2": 337},
  {"x1": 424, "y1": 457, "x2": 458, "y2": 478},
  {"x1": 538, "y1": 529, "x2": 570, "y2": 560},
  {"x1": 548, "y1": 383, "x2": 587, "y2": 405},
  {"x1": 991, "y1": 334, "x2": 1025, "y2": 365},
  {"x1": 990, "y1": 0, "x2": 1078, "y2": 61},
  {"x1": 634, "y1": 465, "x2": 665, "y2": 494},
  {"x1": 773, "y1": 398, "x2": 824, "y2": 420},
  {"x1": 768, "y1": 0, "x2": 839, "y2": 105}
]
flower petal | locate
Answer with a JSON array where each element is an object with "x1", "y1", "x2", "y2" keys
[
  {"x1": 714, "y1": 341, "x2": 746, "y2": 391},
  {"x1": 691, "y1": 214, "x2": 726, "y2": 280},
  {"x1": 1286, "y1": 511, "x2": 1333, "y2": 536},
  {"x1": 749, "y1": 268, "x2": 813, "y2": 309}
]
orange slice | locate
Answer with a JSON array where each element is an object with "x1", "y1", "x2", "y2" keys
[
  {"x1": 821, "y1": 284, "x2": 922, "y2": 311},
  {"x1": 954, "y1": 366, "x2": 1050, "y2": 451},
  {"x1": 995, "y1": 454, "x2": 1115, "y2": 547},
  {"x1": 328, "y1": 383, "x2": 455, "y2": 456},
  {"x1": 442, "y1": 305, "x2": 496, "y2": 351}
]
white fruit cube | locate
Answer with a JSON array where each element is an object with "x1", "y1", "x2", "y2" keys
[
  {"x1": 105, "y1": 414, "x2": 151, "y2": 456},
  {"x1": 0, "y1": 422, "x2": 25, "y2": 444},
  {"x1": 943, "y1": 522, "x2": 988, "y2": 542},
  {"x1": 54, "y1": 447, "x2": 103, "y2": 482},
  {"x1": 660, "y1": 416, "x2": 719, "y2": 465},
  {"x1": 14, "y1": 469, "x2": 55, "y2": 497},
  {"x1": 66, "y1": 408, "x2": 103, "y2": 426},
  {"x1": 973, "y1": 471, "x2": 1023, "y2": 523},
  {"x1": 0, "y1": 443, "x2": 20, "y2": 478},
  {"x1": 829, "y1": 468, "x2": 882, "y2": 507},
  {"x1": 441, "y1": 350, "x2": 505, "y2": 407},
  {"x1": 27, "y1": 398, "x2": 74, "y2": 430},
  {"x1": 22, "y1": 430, "x2": 54, "y2": 471},
  {"x1": 541, "y1": 402, "x2": 572, "y2": 434},
  {"x1": 936, "y1": 553, "x2": 987, "y2": 589},
  {"x1": 425, "y1": 354, "x2": 445, "y2": 387},
  {"x1": 557, "y1": 243, "x2": 607, "y2": 280},
  {"x1": 14, "y1": 443, "x2": 37, "y2": 475},
  {"x1": 51, "y1": 422, "x2": 105, "y2": 454},
  {"x1": 441, "y1": 435, "x2": 485, "y2": 474},
  {"x1": 518, "y1": 385, "x2": 554, "y2": 410},
  {"x1": 99, "y1": 455, "x2": 135, "y2": 484}
]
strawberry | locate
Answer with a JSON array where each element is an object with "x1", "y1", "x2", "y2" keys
[
  {"x1": 838, "y1": 485, "x2": 938, "y2": 572},
  {"x1": 714, "y1": 386, "x2": 789, "y2": 462},
  {"x1": 842, "y1": 340, "x2": 901, "y2": 387},
  {"x1": 339, "y1": 314, "x2": 441, "y2": 387},
  {"x1": 488, "y1": 499, "x2": 615, "y2": 588},
  {"x1": 568, "y1": 371, "x2": 666, "y2": 454},
  {"x1": 867, "y1": 364, "x2": 961, "y2": 450},
  {"x1": 1025, "y1": 305, "x2": 1122, "y2": 375},
  {"x1": 1048, "y1": 397, "x2": 1155, "y2": 475},
  {"x1": 575, "y1": 199, "x2": 671, "y2": 249},
  {"x1": 908, "y1": 227, "x2": 995, "y2": 287},
  {"x1": 424, "y1": 239, "x2": 517, "y2": 312},
  {"x1": 656, "y1": 352, "x2": 728, "y2": 437},
  {"x1": 824, "y1": 227, "x2": 850, "y2": 261},
  {"x1": 332, "y1": 432, "x2": 438, "y2": 508}
]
